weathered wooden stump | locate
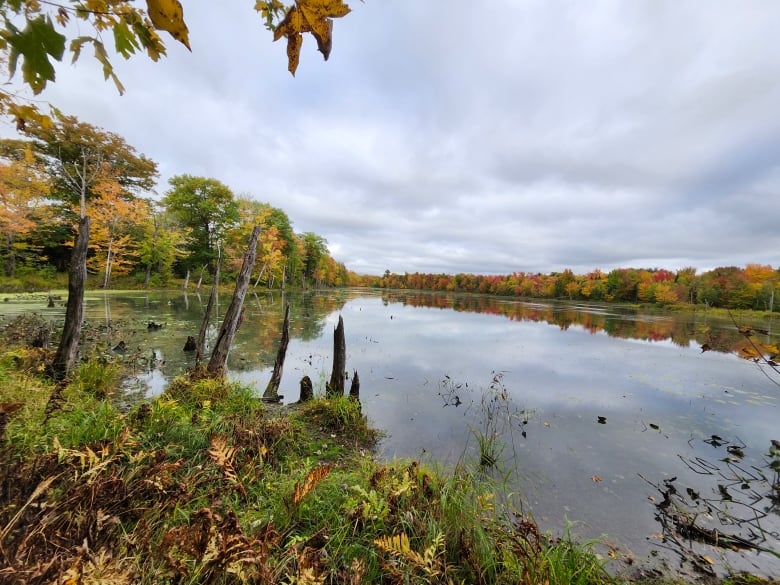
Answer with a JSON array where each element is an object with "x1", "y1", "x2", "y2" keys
[
  {"x1": 183, "y1": 336, "x2": 197, "y2": 351},
  {"x1": 298, "y1": 375, "x2": 314, "y2": 403},
  {"x1": 349, "y1": 370, "x2": 360, "y2": 405},
  {"x1": 263, "y1": 302, "x2": 290, "y2": 403},
  {"x1": 326, "y1": 315, "x2": 346, "y2": 398}
]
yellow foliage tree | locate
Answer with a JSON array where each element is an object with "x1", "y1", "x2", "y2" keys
[
  {"x1": 87, "y1": 177, "x2": 150, "y2": 287},
  {"x1": 0, "y1": 146, "x2": 50, "y2": 277}
]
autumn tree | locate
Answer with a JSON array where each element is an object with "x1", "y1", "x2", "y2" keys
[
  {"x1": 0, "y1": 114, "x2": 158, "y2": 275},
  {"x1": 162, "y1": 175, "x2": 239, "y2": 281},
  {"x1": 300, "y1": 231, "x2": 328, "y2": 288},
  {"x1": 0, "y1": 145, "x2": 50, "y2": 277},
  {"x1": 1, "y1": 115, "x2": 157, "y2": 380},
  {"x1": 238, "y1": 202, "x2": 301, "y2": 289},
  {"x1": 19, "y1": 113, "x2": 157, "y2": 211},
  {"x1": 88, "y1": 178, "x2": 151, "y2": 287}
]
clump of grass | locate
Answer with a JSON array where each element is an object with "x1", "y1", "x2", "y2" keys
[
  {"x1": 71, "y1": 356, "x2": 122, "y2": 398},
  {"x1": 164, "y1": 370, "x2": 232, "y2": 405},
  {"x1": 297, "y1": 395, "x2": 379, "y2": 444}
]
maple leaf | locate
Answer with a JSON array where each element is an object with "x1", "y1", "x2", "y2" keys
[
  {"x1": 4, "y1": 15, "x2": 66, "y2": 94},
  {"x1": 273, "y1": 0, "x2": 351, "y2": 75},
  {"x1": 146, "y1": 0, "x2": 191, "y2": 51}
]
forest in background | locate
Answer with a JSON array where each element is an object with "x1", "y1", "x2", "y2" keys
[
  {"x1": 0, "y1": 113, "x2": 356, "y2": 292},
  {"x1": 362, "y1": 265, "x2": 779, "y2": 312}
]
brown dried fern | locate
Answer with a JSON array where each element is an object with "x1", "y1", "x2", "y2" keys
[
  {"x1": 207, "y1": 435, "x2": 246, "y2": 495},
  {"x1": 292, "y1": 464, "x2": 334, "y2": 507}
]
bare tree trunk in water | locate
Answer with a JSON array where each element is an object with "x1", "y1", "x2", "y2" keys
[
  {"x1": 349, "y1": 370, "x2": 360, "y2": 402},
  {"x1": 196, "y1": 265, "x2": 206, "y2": 290},
  {"x1": 207, "y1": 227, "x2": 261, "y2": 378},
  {"x1": 196, "y1": 252, "x2": 221, "y2": 365},
  {"x1": 253, "y1": 260, "x2": 268, "y2": 288},
  {"x1": 263, "y1": 302, "x2": 290, "y2": 402},
  {"x1": 183, "y1": 268, "x2": 190, "y2": 290},
  {"x1": 326, "y1": 315, "x2": 346, "y2": 398},
  {"x1": 48, "y1": 217, "x2": 90, "y2": 381}
]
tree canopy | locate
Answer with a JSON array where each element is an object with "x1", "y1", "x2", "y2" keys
[{"x1": 162, "y1": 175, "x2": 239, "y2": 275}]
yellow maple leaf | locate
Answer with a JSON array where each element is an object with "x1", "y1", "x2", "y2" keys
[
  {"x1": 273, "y1": 0, "x2": 351, "y2": 75},
  {"x1": 146, "y1": 0, "x2": 191, "y2": 50}
]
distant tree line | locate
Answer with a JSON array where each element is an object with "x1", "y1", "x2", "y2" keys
[
  {"x1": 364, "y1": 265, "x2": 779, "y2": 312},
  {"x1": 0, "y1": 114, "x2": 356, "y2": 290}
]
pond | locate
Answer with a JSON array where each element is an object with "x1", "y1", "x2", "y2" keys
[{"x1": 3, "y1": 288, "x2": 779, "y2": 577}]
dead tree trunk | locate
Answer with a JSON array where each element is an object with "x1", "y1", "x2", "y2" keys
[
  {"x1": 326, "y1": 315, "x2": 346, "y2": 398},
  {"x1": 196, "y1": 265, "x2": 206, "y2": 290},
  {"x1": 253, "y1": 260, "x2": 268, "y2": 288},
  {"x1": 263, "y1": 302, "x2": 290, "y2": 402},
  {"x1": 48, "y1": 216, "x2": 90, "y2": 381},
  {"x1": 207, "y1": 226, "x2": 261, "y2": 378},
  {"x1": 349, "y1": 370, "x2": 360, "y2": 402},
  {"x1": 298, "y1": 375, "x2": 314, "y2": 403},
  {"x1": 196, "y1": 254, "x2": 221, "y2": 365},
  {"x1": 183, "y1": 268, "x2": 190, "y2": 289}
]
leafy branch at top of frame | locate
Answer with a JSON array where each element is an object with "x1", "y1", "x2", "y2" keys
[{"x1": 0, "y1": 0, "x2": 355, "y2": 128}]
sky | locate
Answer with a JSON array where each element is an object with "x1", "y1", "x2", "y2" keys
[{"x1": 8, "y1": 1, "x2": 780, "y2": 276}]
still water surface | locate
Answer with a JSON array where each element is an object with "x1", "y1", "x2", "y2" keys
[{"x1": 5, "y1": 288, "x2": 779, "y2": 575}]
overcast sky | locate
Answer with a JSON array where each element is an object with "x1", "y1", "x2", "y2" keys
[{"x1": 9, "y1": 1, "x2": 780, "y2": 276}]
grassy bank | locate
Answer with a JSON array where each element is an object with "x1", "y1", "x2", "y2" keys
[
  {"x1": 0, "y1": 326, "x2": 778, "y2": 584},
  {"x1": 0, "y1": 346, "x2": 618, "y2": 585}
]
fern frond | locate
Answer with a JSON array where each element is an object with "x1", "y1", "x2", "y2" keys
[{"x1": 292, "y1": 463, "x2": 334, "y2": 506}]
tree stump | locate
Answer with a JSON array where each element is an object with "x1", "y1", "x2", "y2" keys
[
  {"x1": 298, "y1": 375, "x2": 314, "y2": 403},
  {"x1": 263, "y1": 302, "x2": 290, "y2": 403},
  {"x1": 183, "y1": 336, "x2": 197, "y2": 351},
  {"x1": 349, "y1": 370, "x2": 360, "y2": 404},
  {"x1": 326, "y1": 315, "x2": 346, "y2": 398}
]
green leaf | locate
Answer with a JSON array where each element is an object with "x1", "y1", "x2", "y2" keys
[
  {"x1": 93, "y1": 40, "x2": 126, "y2": 95},
  {"x1": 113, "y1": 19, "x2": 140, "y2": 59},
  {"x1": 5, "y1": 15, "x2": 66, "y2": 94},
  {"x1": 70, "y1": 36, "x2": 93, "y2": 64}
]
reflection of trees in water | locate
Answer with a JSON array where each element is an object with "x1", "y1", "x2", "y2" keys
[
  {"x1": 384, "y1": 292, "x2": 778, "y2": 362},
  {"x1": 641, "y1": 439, "x2": 780, "y2": 574},
  {"x1": 296, "y1": 290, "x2": 351, "y2": 342},
  {"x1": 84, "y1": 291, "x2": 348, "y2": 368}
]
